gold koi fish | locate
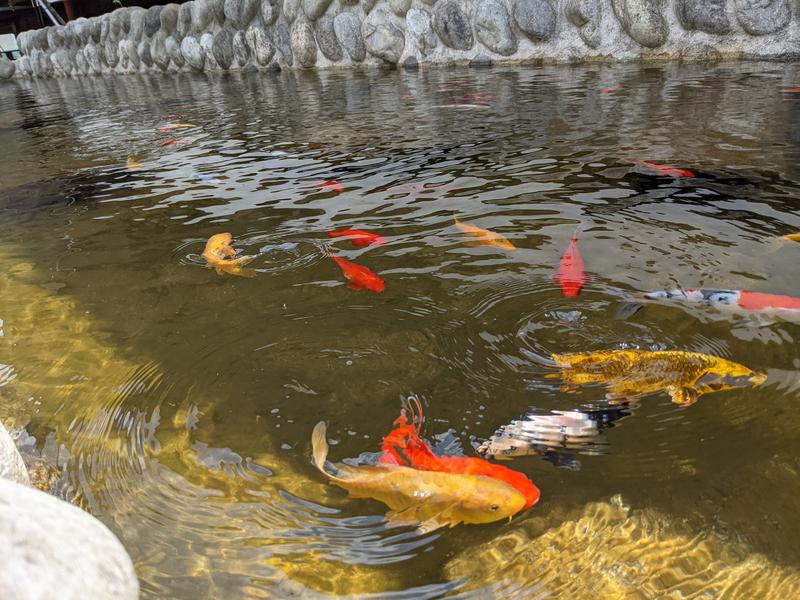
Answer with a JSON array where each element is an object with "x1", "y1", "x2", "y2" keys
[
  {"x1": 202, "y1": 233, "x2": 255, "y2": 278},
  {"x1": 311, "y1": 422, "x2": 526, "y2": 533},
  {"x1": 126, "y1": 156, "x2": 141, "y2": 171},
  {"x1": 548, "y1": 349, "x2": 766, "y2": 406},
  {"x1": 454, "y1": 217, "x2": 516, "y2": 251},
  {"x1": 782, "y1": 232, "x2": 800, "y2": 243}
]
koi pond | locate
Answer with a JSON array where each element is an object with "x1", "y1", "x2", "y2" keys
[{"x1": 1, "y1": 61, "x2": 800, "y2": 598}]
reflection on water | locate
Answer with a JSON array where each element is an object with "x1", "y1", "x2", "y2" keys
[{"x1": 1, "y1": 61, "x2": 800, "y2": 597}]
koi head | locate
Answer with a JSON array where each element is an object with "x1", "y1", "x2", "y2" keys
[
  {"x1": 695, "y1": 358, "x2": 767, "y2": 395},
  {"x1": 454, "y1": 477, "x2": 527, "y2": 524}
]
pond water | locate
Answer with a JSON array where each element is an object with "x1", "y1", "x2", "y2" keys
[{"x1": 1, "y1": 62, "x2": 800, "y2": 598}]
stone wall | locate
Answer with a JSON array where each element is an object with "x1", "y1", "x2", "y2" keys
[{"x1": 0, "y1": 0, "x2": 797, "y2": 79}]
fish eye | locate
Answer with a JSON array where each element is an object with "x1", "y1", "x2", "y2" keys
[{"x1": 490, "y1": 504, "x2": 500, "y2": 511}]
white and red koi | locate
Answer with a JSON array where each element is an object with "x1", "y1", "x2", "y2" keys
[{"x1": 644, "y1": 288, "x2": 800, "y2": 323}]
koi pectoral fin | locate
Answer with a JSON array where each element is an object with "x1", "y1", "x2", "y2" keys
[
  {"x1": 615, "y1": 302, "x2": 644, "y2": 320},
  {"x1": 668, "y1": 386, "x2": 699, "y2": 406},
  {"x1": 416, "y1": 517, "x2": 449, "y2": 535}
]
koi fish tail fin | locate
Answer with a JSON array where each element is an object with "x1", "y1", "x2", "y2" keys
[
  {"x1": 311, "y1": 421, "x2": 334, "y2": 477},
  {"x1": 571, "y1": 226, "x2": 582, "y2": 243}
]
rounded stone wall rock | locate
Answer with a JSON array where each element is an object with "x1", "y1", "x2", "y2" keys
[
  {"x1": 212, "y1": 28, "x2": 234, "y2": 69},
  {"x1": 99, "y1": 14, "x2": 111, "y2": 43},
  {"x1": 245, "y1": 24, "x2": 275, "y2": 64},
  {"x1": 200, "y1": 31, "x2": 219, "y2": 68},
  {"x1": 433, "y1": 0, "x2": 474, "y2": 50},
  {"x1": 675, "y1": 0, "x2": 730, "y2": 35},
  {"x1": 138, "y1": 39, "x2": 153, "y2": 66},
  {"x1": 291, "y1": 22, "x2": 318, "y2": 67},
  {"x1": 192, "y1": 0, "x2": 215, "y2": 32},
  {"x1": 160, "y1": 3, "x2": 180, "y2": 35},
  {"x1": 181, "y1": 35, "x2": 206, "y2": 69},
  {"x1": 334, "y1": 11, "x2": 366, "y2": 61},
  {"x1": 89, "y1": 17, "x2": 102, "y2": 43},
  {"x1": 474, "y1": 0, "x2": 517, "y2": 56},
  {"x1": 0, "y1": 477, "x2": 139, "y2": 600},
  {"x1": 735, "y1": 0, "x2": 790, "y2": 35},
  {"x1": 35, "y1": 28, "x2": 50, "y2": 51},
  {"x1": 177, "y1": 2, "x2": 194, "y2": 38},
  {"x1": 84, "y1": 43, "x2": 102, "y2": 74},
  {"x1": 145, "y1": 5, "x2": 164, "y2": 38},
  {"x1": 406, "y1": 7, "x2": 438, "y2": 56},
  {"x1": 35, "y1": 49, "x2": 54, "y2": 77},
  {"x1": 105, "y1": 39, "x2": 120, "y2": 68},
  {"x1": 315, "y1": 15, "x2": 343, "y2": 61},
  {"x1": 18, "y1": 57, "x2": 32, "y2": 76},
  {"x1": 273, "y1": 23, "x2": 294, "y2": 65},
  {"x1": 302, "y1": 0, "x2": 334, "y2": 20},
  {"x1": 165, "y1": 35, "x2": 184, "y2": 66},
  {"x1": 211, "y1": 0, "x2": 226, "y2": 24},
  {"x1": 50, "y1": 49, "x2": 72, "y2": 76},
  {"x1": 0, "y1": 423, "x2": 28, "y2": 485},
  {"x1": 564, "y1": 0, "x2": 601, "y2": 48},
  {"x1": 15, "y1": 31, "x2": 29, "y2": 57},
  {"x1": 109, "y1": 11, "x2": 122, "y2": 39},
  {"x1": 129, "y1": 8, "x2": 147, "y2": 41},
  {"x1": 611, "y1": 0, "x2": 668, "y2": 48},
  {"x1": 151, "y1": 33, "x2": 171, "y2": 70},
  {"x1": 261, "y1": 0, "x2": 279, "y2": 25},
  {"x1": 389, "y1": 0, "x2": 412, "y2": 16},
  {"x1": 118, "y1": 9, "x2": 131, "y2": 35},
  {"x1": 232, "y1": 30, "x2": 251, "y2": 66},
  {"x1": 513, "y1": 0, "x2": 556, "y2": 42},
  {"x1": 363, "y1": 9, "x2": 406, "y2": 63},
  {"x1": 73, "y1": 47, "x2": 88, "y2": 74},
  {"x1": 46, "y1": 27, "x2": 64, "y2": 51},
  {"x1": 284, "y1": 0, "x2": 300, "y2": 24},
  {"x1": 225, "y1": 0, "x2": 260, "y2": 29}
]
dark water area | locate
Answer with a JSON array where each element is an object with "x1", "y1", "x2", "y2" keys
[{"x1": 1, "y1": 62, "x2": 800, "y2": 598}]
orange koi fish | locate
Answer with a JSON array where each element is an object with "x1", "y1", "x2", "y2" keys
[
  {"x1": 316, "y1": 180, "x2": 345, "y2": 193},
  {"x1": 202, "y1": 233, "x2": 256, "y2": 278},
  {"x1": 554, "y1": 227, "x2": 587, "y2": 298},
  {"x1": 454, "y1": 217, "x2": 516, "y2": 251},
  {"x1": 782, "y1": 232, "x2": 800, "y2": 242},
  {"x1": 126, "y1": 156, "x2": 141, "y2": 171},
  {"x1": 328, "y1": 253, "x2": 385, "y2": 293},
  {"x1": 632, "y1": 160, "x2": 695, "y2": 178},
  {"x1": 156, "y1": 123, "x2": 196, "y2": 132},
  {"x1": 379, "y1": 400, "x2": 541, "y2": 509},
  {"x1": 326, "y1": 229, "x2": 387, "y2": 248}
]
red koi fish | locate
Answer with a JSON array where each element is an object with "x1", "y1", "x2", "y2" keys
[
  {"x1": 160, "y1": 138, "x2": 191, "y2": 146},
  {"x1": 326, "y1": 229, "x2": 387, "y2": 248},
  {"x1": 601, "y1": 85, "x2": 622, "y2": 94},
  {"x1": 379, "y1": 399, "x2": 540, "y2": 509},
  {"x1": 328, "y1": 253, "x2": 385, "y2": 293},
  {"x1": 632, "y1": 160, "x2": 695, "y2": 178},
  {"x1": 316, "y1": 180, "x2": 345, "y2": 193},
  {"x1": 554, "y1": 227, "x2": 587, "y2": 298}
]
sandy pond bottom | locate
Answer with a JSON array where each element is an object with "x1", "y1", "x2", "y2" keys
[{"x1": 1, "y1": 62, "x2": 800, "y2": 598}]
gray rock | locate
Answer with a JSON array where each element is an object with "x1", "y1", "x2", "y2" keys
[
  {"x1": 109, "y1": 10, "x2": 122, "y2": 39},
  {"x1": 420, "y1": 0, "x2": 437, "y2": 5},
  {"x1": 200, "y1": 32, "x2": 219, "y2": 68},
  {"x1": 433, "y1": 0, "x2": 474, "y2": 50},
  {"x1": 129, "y1": 8, "x2": 146, "y2": 41},
  {"x1": 363, "y1": 0, "x2": 378, "y2": 13},
  {"x1": 232, "y1": 30, "x2": 250, "y2": 66},
  {"x1": 261, "y1": 0, "x2": 279, "y2": 24},
  {"x1": 181, "y1": 36, "x2": 206, "y2": 69},
  {"x1": 474, "y1": 0, "x2": 517, "y2": 55},
  {"x1": 211, "y1": 0, "x2": 226, "y2": 23},
  {"x1": 273, "y1": 23, "x2": 294, "y2": 65},
  {"x1": 35, "y1": 28, "x2": 50, "y2": 51},
  {"x1": 46, "y1": 26, "x2": 65, "y2": 50},
  {"x1": 564, "y1": 0, "x2": 602, "y2": 47},
  {"x1": 85, "y1": 43, "x2": 103, "y2": 73},
  {"x1": 611, "y1": 0, "x2": 668, "y2": 48},
  {"x1": 675, "y1": 0, "x2": 730, "y2": 34},
  {"x1": 18, "y1": 56, "x2": 33, "y2": 77},
  {"x1": 334, "y1": 11, "x2": 366, "y2": 61},
  {"x1": 165, "y1": 36, "x2": 184, "y2": 66},
  {"x1": 513, "y1": 0, "x2": 556, "y2": 42},
  {"x1": 119, "y1": 39, "x2": 137, "y2": 70},
  {"x1": 0, "y1": 477, "x2": 138, "y2": 600},
  {"x1": 90, "y1": 17, "x2": 102, "y2": 43},
  {"x1": 245, "y1": 24, "x2": 275, "y2": 65},
  {"x1": 291, "y1": 22, "x2": 318, "y2": 67},
  {"x1": 390, "y1": 0, "x2": 412, "y2": 16},
  {"x1": 213, "y1": 28, "x2": 234, "y2": 68},
  {"x1": 284, "y1": 0, "x2": 300, "y2": 23},
  {"x1": 469, "y1": 53, "x2": 492, "y2": 66},
  {"x1": 137, "y1": 39, "x2": 153, "y2": 67},
  {"x1": 145, "y1": 5, "x2": 164, "y2": 37},
  {"x1": 225, "y1": 0, "x2": 260, "y2": 29},
  {"x1": 680, "y1": 42, "x2": 722, "y2": 62},
  {"x1": 99, "y1": 14, "x2": 111, "y2": 43},
  {"x1": 151, "y1": 33, "x2": 171, "y2": 70},
  {"x1": 302, "y1": 0, "x2": 334, "y2": 20},
  {"x1": 64, "y1": 20, "x2": 79, "y2": 46},
  {"x1": 363, "y1": 9, "x2": 405, "y2": 63},
  {"x1": 15, "y1": 31, "x2": 29, "y2": 57},
  {"x1": 192, "y1": 0, "x2": 216, "y2": 32},
  {"x1": 315, "y1": 15, "x2": 343, "y2": 61},
  {"x1": 403, "y1": 55, "x2": 419, "y2": 69},
  {"x1": 177, "y1": 2, "x2": 194, "y2": 38},
  {"x1": 406, "y1": 8, "x2": 438, "y2": 56},
  {"x1": 104, "y1": 39, "x2": 119, "y2": 67},
  {"x1": 50, "y1": 49, "x2": 73, "y2": 76},
  {"x1": 340, "y1": 0, "x2": 358, "y2": 4},
  {"x1": 75, "y1": 16, "x2": 92, "y2": 43},
  {"x1": 735, "y1": 0, "x2": 790, "y2": 35},
  {"x1": 160, "y1": 3, "x2": 180, "y2": 35},
  {"x1": 0, "y1": 423, "x2": 28, "y2": 485}
]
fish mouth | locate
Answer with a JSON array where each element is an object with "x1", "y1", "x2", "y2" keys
[{"x1": 750, "y1": 372, "x2": 768, "y2": 387}]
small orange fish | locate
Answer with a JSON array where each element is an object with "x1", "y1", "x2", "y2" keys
[
  {"x1": 326, "y1": 229, "x2": 387, "y2": 248},
  {"x1": 202, "y1": 233, "x2": 255, "y2": 278},
  {"x1": 126, "y1": 156, "x2": 141, "y2": 171},
  {"x1": 156, "y1": 123, "x2": 196, "y2": 132},
  {"x1": 632, "y1": 159, "x2": 695, "y2": 178},
  {"x1": 316, "y1": 180, "x2": 345, "y2": 193},
  {"x1": 454, "y1": 217, "x2": 516, "y2": 251},
  {"x1": 554, "y1": 227, "x2": 587, "y2": 298},
  {"x1": 328, "y1": 253, "x2": 385, "y2": 293},
  {"x1": 782, "y1": 232, "x2": 800, "y2": 242}
]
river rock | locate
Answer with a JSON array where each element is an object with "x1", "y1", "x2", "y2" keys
[
  {"x1": 565, "y1": 0, "x2": 602, "y2": 47},
  {"x1": 675, "y1": 0, "x2": 730, "y2": 34},
  {"x1": 302, "y1": 0, "x2": 333, "y2": 20},
  {"x1": 160, "y1": 3, "x2": 180, "y2": 35},
  {"x1": 291, "y1": 22, "x2": 317, "y2": 67},
  {"x1": 284, "y1": 0, "x2": 300, "y2": 23},
  {"x1": 735, "y1": 0, "x2": 791, "y2": 35},
  {"x1": 151, "y1": 33, "x2": 171, "y2": 69},
  {"x1": 104, "y1": 39, "x2": 120, "y2": 68},
  {"x1": 315, "y1": 15, "x2": 343, "y2": 61},
  {"x1": 46, "y1": 26, "x2": 64, "y2": 50},
  {"x1": 334, "y1": 12, "x2": 366, "y2": 61},
  {"x1": 611, "y1": 0, "x2": 668, "y2": 48},
  {"x1": 433, "y1": 0, "x2": 474, "y2": 50},
  {"x1": 0, "y1": 423, "x2": 28, "y2": 485},
  {"x1": 177, "y1": 2, "x2": 193, "y2": 38},
  {"x1": 129, "y1": 7, "x2": 146, "y2": 41},
  {"x1": 109, "y1": 11, "x2": 122, "y2": 40},
  {"x1": 212, "y1": 28, "x2": 234, "y2": 68},
  {"x1": 137, "y1": 39, "x2": 153, "y2": 66},
  {"x1": 389, "y1": 0, "x2": 412, "y2": 16},
  {"x1": 200, "y1": 32, "x2": 219, "y2": 67},
  {"x1": 50, "y1": 49, "x2": 72, "y2": 76},
  {"x1": 245, "y1": 24, "x2": 275, "y2": 64},
  {"x1": 474, "y1": 0, "x2": 517, "y2": 55},
  {"x1": 145, "y1": 5, "x2": 164, "y2": 37},
  {"x1": 232, "y1": 29, "x2": 250, "y2": 66},
  {"x1": 273, "y1": 23, "x2": 294, "y2": 65},
  {"x1": 34, "y1": 49, "x2": 54, "y2": 77},
  {"x1": 406, "y1": 7, "x2": 438, "y2": 56},
  {"x1": 513, "y1": 0, "x2": 556, "y2": 42},
  {"x1": 84, "y1": 43, "x2": 102, "y2": 73},
  {"x1": 363, "y1": 9, "x2": 405, "y2": 63},
  {"x1": 181, "y1": 36, "x2": 205, "y2": 69},
  {"x1": 224, "y1": 0, "x2": 260, "y2": 29},
  {"x1": 89, "y1": 18, "x2": 102, "y2": 43},
  {"x1": 75, "y1": 16, "x2": 91, "y2": 43},
  {"x1": 192, "y1": 0, "x2": 215, "y2": 31},
  {"x1": 261, "y1": 0, "x2": 279, "y2": 24},
  {"x1": 34, "y1": 28, "x2": 49, "y2": 51},
  {"x1": 0, "y1": 477, "x2": 139, "y2": 600}
]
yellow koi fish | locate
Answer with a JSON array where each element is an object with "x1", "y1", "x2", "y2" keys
[
  {"x1": 782, "y1": 232, "x2": 800, "y2": 243},
  {"x1": 126, "y1": 156, "x2": 141, "y2": 171},
  {"x1": 311, "y1": 422, "x2": 526, "y2": 533},
  {"x1": 454, "y1": 217, "x2": 516, "y2": 251},
  {"x1": 201, "y1": 233, "x2": 255, "y2": 278},
  {"x1": 548, "y1": 349, "x2": 766, "y2": 406}
]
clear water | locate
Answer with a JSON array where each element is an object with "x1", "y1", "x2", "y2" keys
[{"x1": 1, "y1": 62, "x2": 800, "y2": 598}]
